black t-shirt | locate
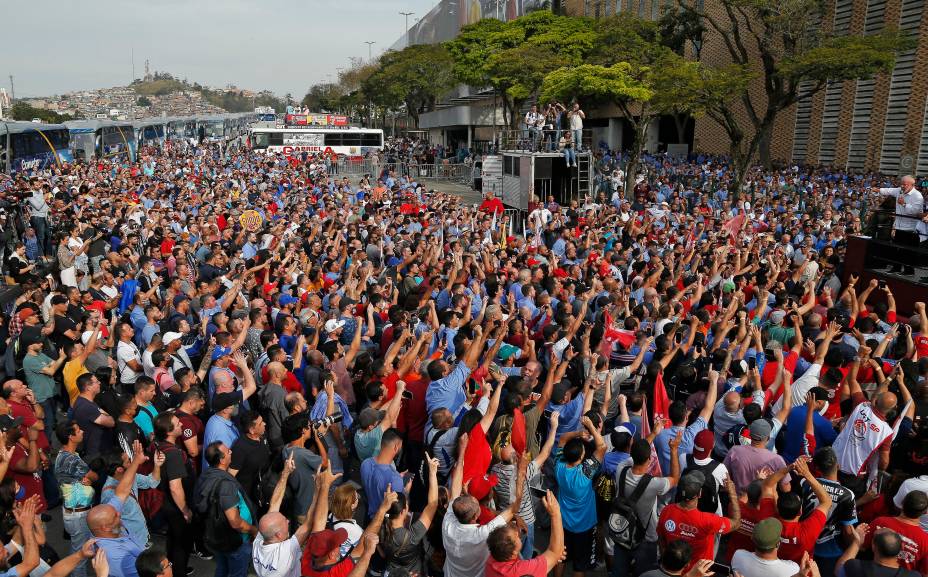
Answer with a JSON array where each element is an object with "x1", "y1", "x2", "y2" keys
[
  {"x1": 159, "y1": 442, "x2": 194, "y2": 509},
  {"x1": 51, "y1": 314, "x2": 78, "y2": 351},
  {"x1": 229, "y1": 436, "x2": 270, "y2": 504},
  {"x1": 116, "y1": 420, "x2": 146, "y2": 450},
  {"x1": 840, "y1": 559, "x2": 920, "y2": 577},
  {"x1": 800, "y1": 477, "x2": 857, "y2": 549},
  {"x1": 7, "y1": 258, "x2": 31, "y2": 283},
  {"x1": 72, "y1": 397, "x2": 110, "y2": 459},
  {"x1": 66, "y1": 304, "x2": 86, "y2": 327}
]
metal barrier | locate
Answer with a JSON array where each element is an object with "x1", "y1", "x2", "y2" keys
[
  {"x1": 405, "y1": 163, "x2": 470, "y2": 180},
  {"x1": 337, "y1": 157, "x2": 381, "y2": 176}
]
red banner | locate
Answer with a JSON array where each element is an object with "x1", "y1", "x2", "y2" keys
[{"x1": 284, "y1": 114, "x2": 349, "y2": 127}]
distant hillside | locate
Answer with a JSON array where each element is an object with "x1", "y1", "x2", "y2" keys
[
  {"x1": 133, "y1": 78, "x2": 188, "y2": 97},
  {"x1": 130, "y1": 74, "x2": 287, "y2": 113}
]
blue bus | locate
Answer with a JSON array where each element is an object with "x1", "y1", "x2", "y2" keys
[
  {"x1": 134, "y1": 118, "x2": 168, "y2": 146},
  {"x1": 0, "y1": 121, "x2": 74, "y2": 175},
  {"x1": 65, "y1": 120, "x2": 137, "y2": 163}
]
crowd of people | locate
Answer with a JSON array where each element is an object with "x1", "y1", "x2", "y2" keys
[{"x1": 0, "y1": 132, "x2": 923, "y2": 577}]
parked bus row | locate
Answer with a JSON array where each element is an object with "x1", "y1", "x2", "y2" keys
[{"x1": 0, "y1": 112, "x2": 257, "y2": 174}]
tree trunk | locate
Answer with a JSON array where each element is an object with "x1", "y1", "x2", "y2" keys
[
  {"x1": 673, "y1": 114, "x2": 687, "y2": 145},
  {"x1": 757, "y1": 128, "x2": 772, "y2": 169},
  {"x1": 508, "y1": 98, "x2": 522, "y2": 130},
  {"x1": 623, "y1": 117, "x2": 651, "y2": 199}
]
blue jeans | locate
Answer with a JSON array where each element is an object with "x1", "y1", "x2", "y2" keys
[
  {"x1": 521, "y1": 521, "x2": 535, "y2": 559},
  {"x1": 573, "y1": 129, "x2": 583, "y2": 151},
  {"x1": 215, "y1": 540, "x2": 251, "y2": 577},
  {"x1": 40, "y1": 398, "x2": 56, "y2": 436},
  {"x1": 563, "y1": 147, "x2": 577, "y2": 166},
  {"x1": 30, "y1": 216, "x2": 51, "y2": 257},
  {"x1": 63, "y1": 509, "x2": 92, "y2": 577}
]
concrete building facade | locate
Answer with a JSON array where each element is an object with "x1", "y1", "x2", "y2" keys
[{"x1": 563, "y1": 0, "x2": 928, "y2": 174}]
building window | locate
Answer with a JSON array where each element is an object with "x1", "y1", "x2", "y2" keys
[{"x1": 639, "y1": 0, "x2": 647, "y2": 17}]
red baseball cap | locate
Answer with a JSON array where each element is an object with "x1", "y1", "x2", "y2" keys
[
  {"x1": 263, "y1": 282, "x2": 278, "y2": 295},
  {"x1": 693, "y1": 429, "x2": 715, "y2": 460},
  {"x1": 306, "y1": 528, "x2": 349, "y2": 558},
  {"x1": 553, "y1": 268, "x2": 568, "y2": 279}
]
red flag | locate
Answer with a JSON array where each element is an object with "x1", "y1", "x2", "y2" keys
[
  {"x1": 652, "y1": 370, "x2": 671, "y2": 429},
  {"x1": 600, "y1": 310, "x2": 637, "y2": 358},
  {"x1": 639, "y1": 398, "x2": 664, "y2": 477},
  {"x1": 722, "y1": 213, "x2": 745, "y2": 244}
]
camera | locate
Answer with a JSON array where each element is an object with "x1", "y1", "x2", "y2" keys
[{"x1": 312, "y1": 413, "x2": 344, "y2": 429}]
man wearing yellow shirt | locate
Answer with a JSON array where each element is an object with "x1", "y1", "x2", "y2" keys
[{"x1": 62, "y1": 320, "x2": 102, "y2": 406}]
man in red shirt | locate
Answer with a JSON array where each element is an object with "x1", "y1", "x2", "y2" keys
[
  {"x1": 776, "y1": 457, "x2": 831, "y2": 563},
  {"x1": 864, "y1": 490, "x2": 928, "y2": 574},
  {"x1": 658, "y1": 471, "x2": 740, "y2": 567},
  {"x1": 724, "y1": 464, "x2": 786, "y2": 561},
  {"x1": 479, "y1": 191, "x2": 504, "y2": 215},
  {"x1": 174, "y1": 388, "x2": 206, "y2": 469},
  {"x1": 486, "y1": 490, "x2": 563, "y2": 577}
]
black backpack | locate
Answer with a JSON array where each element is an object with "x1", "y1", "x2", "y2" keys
[
  {"x1": 678, "y1": 455, "x2": 722, "y2": 513},
  {"x1": 203, "y1": 480, "x2": 245, "y2": 554},
  {"x1": 607, "y1": 466, "x2": 652, "y2": 551}
]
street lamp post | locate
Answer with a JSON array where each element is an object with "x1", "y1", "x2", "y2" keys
[
  {"x1": 400, "y1": 11, "x2": 414, "y2": 47},
  {"x1": 365, "y1": 41, "x2": 376, "y2": 62}
]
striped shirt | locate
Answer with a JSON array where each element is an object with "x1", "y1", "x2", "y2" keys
[{"x1": 491, "y1": 461, "x2": 540, "y2": 525}]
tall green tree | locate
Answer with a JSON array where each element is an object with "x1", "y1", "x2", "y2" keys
[
  {"x1": 301, "y1": 83, "x2": 345, "y2": 112},
  {"x1": 446, "y1": 11, "x2": 597, "y2": 128},
  {"x1": 364, "y1": 44, "x2": 456, "y2": 128},
  {"x1": 542, "y1": 52, "x2": 700, "y2": 195},
  {"x1": 671, "y1": 0, "x2": 911, "y2": 188}
]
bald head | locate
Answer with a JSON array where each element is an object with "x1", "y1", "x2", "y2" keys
[
  {"x1": 257, "y1": 511, "x2": 289, "y2": 542},
  {"x1": 87, "y1": 504, "x2": 120, "y2": 538},
  {"x1": 723, "y1": 391, "x2": 741, "y2": 413},
  {"x1": 267, "y1": 361, "x2": 287, "y2": 381},
  {"x1": 451, "y1": 495, "x2": 480, "y2": 524},
  {"x1": 308, "y1": 350, "x2": 324, "y2": 366},
  {"x1": 874, "y1": 391, "x2": 898, "y2": 419},
  {"x1": 213, "y1": 370, "x2": 234, "y2": 391}
]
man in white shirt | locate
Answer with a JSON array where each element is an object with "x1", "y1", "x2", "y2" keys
[
  {"x1": 874, "y1": 175, "x2": 924, "y2": 275},
  {"x1": 893, "y1": 475, "x2": 928, "y2": 532},
  {"x1": 731, "y1": 518, "x2": 800, "y2": 577},
  {"x1": 568, "y1": 103, "x2": 585, "y2": 151},
  {"x1": 524, "y1": 105, "x2": 542, "y2": 152},
  {"x1": 442, "y1": 434, "x2": 523, "y2": 577}
]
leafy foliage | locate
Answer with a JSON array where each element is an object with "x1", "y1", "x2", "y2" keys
[
  {"x1": 10, "y1": 102, "x2": 75, "y2": 123},
  {"x1": 670, "y1": 0, "x2": 911, "y2": 187},
  {"x1": 445, "y1": 10, "x2": 598, "y2": 127}
]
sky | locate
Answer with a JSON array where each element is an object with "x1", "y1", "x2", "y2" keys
[{"x1": 3, "y1": 0, "x2": 440, "y2": 98}]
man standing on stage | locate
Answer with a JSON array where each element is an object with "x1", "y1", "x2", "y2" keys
[{"x1": 873, "y1": 175, "x2": 924, "y2": 276}]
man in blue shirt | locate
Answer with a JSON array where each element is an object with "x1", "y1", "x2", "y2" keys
[
  {"x1": 360, "y1": 429, "x2": 406, "y2": 519},
  {"x1": 654, "y1": 371, "x2": 718, "y2": 474},
  {"x1": 554, "y1": 416, "x2": 605, "y2": 575},
  {"x1": 424, "y1": 324, "x2": 490, "y2": 431},
  {"x1": 87, "y1": 496, "x2": 144, "y2": 577},
  {"x1": 782, "y1": 387, "x2": 837, "y2": 463},
  {"x1": 202, "y1": 391, "x2": 244, "y2": 470},
  {"x1": 547, "y1": 372, "x2": 593, "y2": 444}
]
